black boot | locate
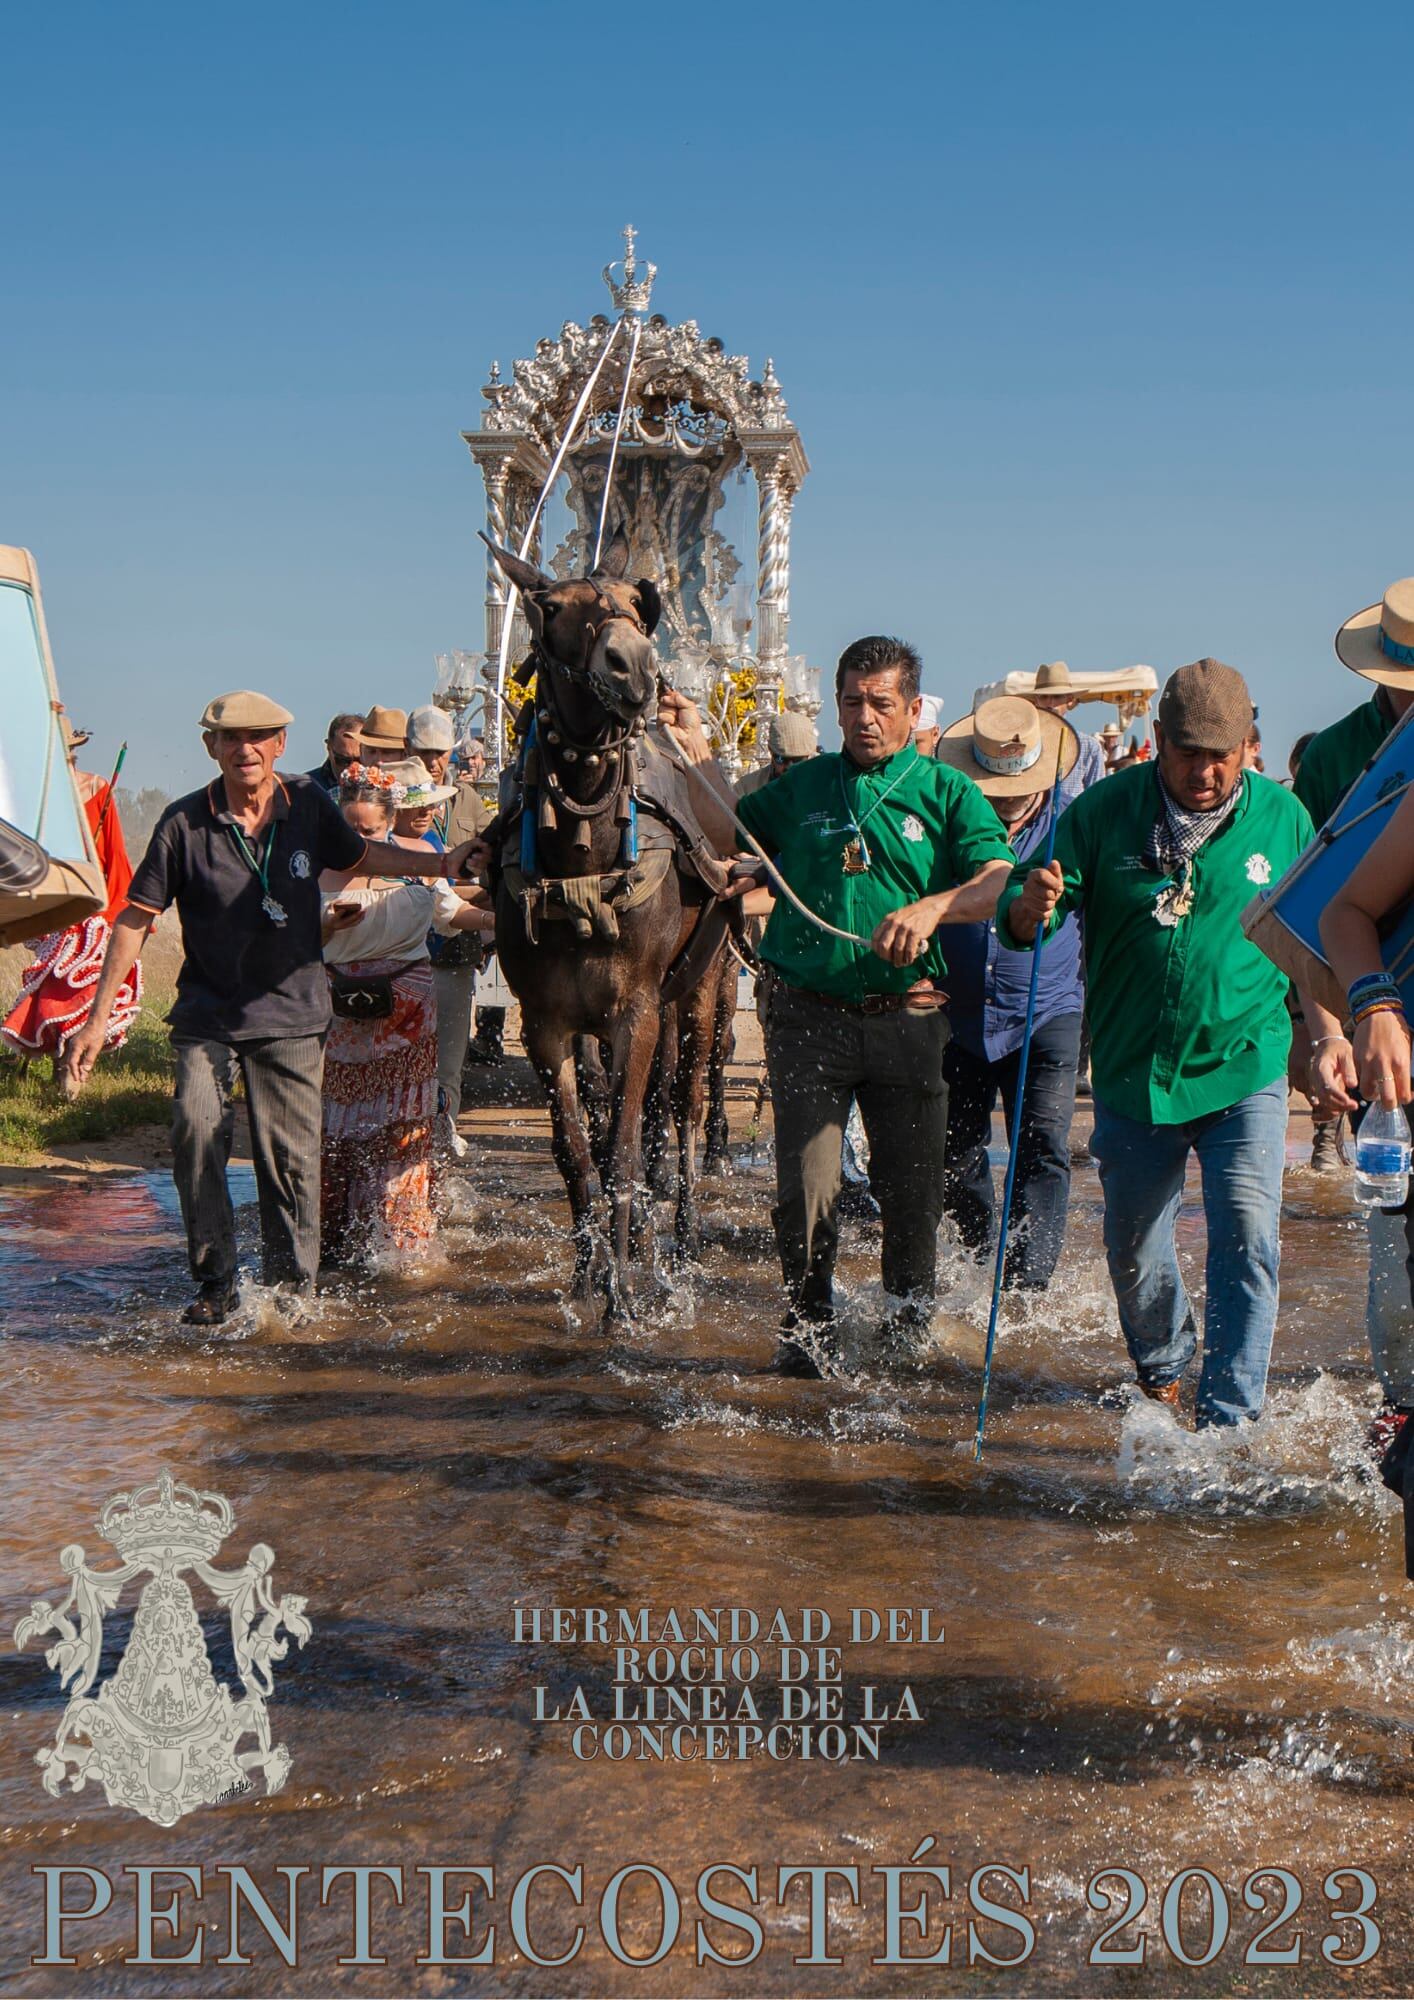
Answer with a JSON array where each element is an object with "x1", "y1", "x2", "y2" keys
[{"x1": 767, "y1": 1301, "x2": 838, "y2": 1379}]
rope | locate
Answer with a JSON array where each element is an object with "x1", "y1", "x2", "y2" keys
[
  {"x1": 658, "y1": 732, "x2": 875, "y2": 949},
  {"x1": 593, "y1": 313, "x2": 643, "y2": 570},
  {"x1": 974, "y1": 734, "x2": 1068, "y2": 1461},
  {"x1": 493, "y1": 317, "x2": 627, "y2": 722}
]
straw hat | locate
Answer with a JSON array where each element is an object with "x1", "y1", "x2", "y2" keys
[
  {"x1": 1034, "y1": 662, "x2": 1073, "y2": 691},
  {"x1": 199, "y1": 691, "x2": 293, "y2": 730},
  {"x1": 359, "y1": 704, "x2": 409, "y2": 750},
  {"x1": 57, "y1": 708, "x2": 92, "y2": 752},
  {"x1": 380, "y1": 756, "x2": 457, "y2": 807},
  {"x1": 936, "y1": 697, "x2": 1078, "y2": 797},
  {"x1": 1335, "y1": 578, "x2": 1414, "y2": 688}
]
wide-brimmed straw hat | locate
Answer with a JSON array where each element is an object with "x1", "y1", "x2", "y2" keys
[
  {"x1": 936, "y1": 697, "x2": 1078, "y2": 797},
  {"x1": 358, "y1": 703, "x2": 409, "y2": 750},
  {"x1": 381, "y1": 756, "x2": 457, "y2": 807},
  {"x1": 1335, "y1": 578, "x2": 1414, "y2": 688}
]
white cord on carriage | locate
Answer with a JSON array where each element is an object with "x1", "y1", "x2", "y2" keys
[
  {"x1": 658, "y1": 731, "x2": 877, "y2": 950},
  {"x1": 593, "y1": 313, "x2": 643, "y2": 571},
  {"x1": 493, "y1": 317, "x2": 627, "y2": 724}
]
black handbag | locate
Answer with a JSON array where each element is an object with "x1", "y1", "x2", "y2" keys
[{"x1": 329, "y1": 968, "x2": 395, "y2": 1020}]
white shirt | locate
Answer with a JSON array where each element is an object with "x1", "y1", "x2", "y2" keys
[{"x1": 321, "y1": 880, "x2": 465, "y2": 966}]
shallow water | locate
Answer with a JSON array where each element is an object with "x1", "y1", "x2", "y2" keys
[{"x1": 1, "y1": 1072, "x2": 1410, "y2": 1995}]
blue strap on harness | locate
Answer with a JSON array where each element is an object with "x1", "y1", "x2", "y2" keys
[
  {"x1": 622, "y1": 795, "x2": 638, "y2": 866},
  {"x1": 520, "y1": 716, "x2": 538, "y2": 877}
]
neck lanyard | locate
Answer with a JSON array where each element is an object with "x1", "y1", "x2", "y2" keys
[
  {"x1": 228, "y1": 820, "x2": 287, "y2": 926},
  {"x1": 838, "y1": 755, "x2": 914, "y2": 873}
]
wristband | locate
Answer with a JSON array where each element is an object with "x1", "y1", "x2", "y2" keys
[
  {"x1": 1348, "y1": 972, "x2": 1401, "y2": 1007},
  {"x1": 1351, "y1": 998, "x2": 1408, "y2": 1029}
]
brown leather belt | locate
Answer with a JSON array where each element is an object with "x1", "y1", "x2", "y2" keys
[{"x1": 771, "y1": 975, "x2": 948, "y2": 1017}]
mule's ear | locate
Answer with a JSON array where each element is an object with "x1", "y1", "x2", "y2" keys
[
  {"x1": 634, "y1": 578, "x2": 662, "y2": 636},
  {"x1": 479, "y1": 531, "x2": 549, "y2": 597},
  {"x1": 590, "y1": 527, "x2": 631, "y2": 582}
]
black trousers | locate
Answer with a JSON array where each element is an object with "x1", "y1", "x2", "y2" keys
[
  {"x1": 767, "y1": 983, "x2": 950, "y2": 1320},
  {"x1": 941, "y1": 1010, "x2": 1083, "y2": 1290}
]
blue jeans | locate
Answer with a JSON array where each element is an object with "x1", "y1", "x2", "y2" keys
[
  {"x1": 1091, "y1": 1080, "x2": 1288, "y2": 1426},
  {"x1": 942, "y1": 1012, "x2": 1083, "y2": 1289}
]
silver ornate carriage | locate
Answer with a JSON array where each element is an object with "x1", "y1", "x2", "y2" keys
[{"x1": 443, "y1": 229, "x2": 818, "y2": 777}]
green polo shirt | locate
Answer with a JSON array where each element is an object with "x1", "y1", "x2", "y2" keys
[
  {"x1": 996, "y1": 765, "x2": 1314, "y2": 1124},
  {"x1": 1292, "y1": 691, "x2": 1394, "y2": 830},
  {"x1": 735, "y1": 743, "x2": 1012, "y2": 1000}
]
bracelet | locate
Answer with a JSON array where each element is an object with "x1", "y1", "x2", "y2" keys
[
  {"x1": 1309, "y1": 1033, "x2": 1348, "y2": 1052},
  {"x1": 1348, "y1": 972, "x2": 1401, "y2": 1008},
  {"x1": 1351, "y1": 998, "x2": 1408, "y2": 1029}
]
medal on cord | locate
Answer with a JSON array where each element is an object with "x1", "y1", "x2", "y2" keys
[
  {"x1": 228, "y1": 822, "x2": 287, "y2": 926},
  {"x1": 839, "y1": 759, "x2": 913, "y2": 875}
]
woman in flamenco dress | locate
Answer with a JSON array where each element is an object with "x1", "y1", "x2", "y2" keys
[{"x1": 1, "y1": 721, "x2": 142, "y2": 1065}]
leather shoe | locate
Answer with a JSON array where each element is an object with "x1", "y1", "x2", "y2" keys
[
  {"x1": 182, "y1": 1283, "x2": 238, "y2": 1326},
  {"x1": 1139, "y1": 1377, "x2": 1182, "y2": 1406}
]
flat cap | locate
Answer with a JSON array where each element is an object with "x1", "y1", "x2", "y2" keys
[
  {"x1": 768, "y1": 711, "x2": 819, "y2": 758},
  {"x1": 200, "y1": 690, "x2": 293, "y2": 731},
  {"x1": 1157, "y1": 658, "x2": 1254, "y2": 754},
  {"x1": 406, "y1": 704, "x2": 457, "y2": 752}
]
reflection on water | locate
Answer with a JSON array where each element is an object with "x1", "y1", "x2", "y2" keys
[{"x1": 0, "y1": 1096, "x2": 1410, "y2": 1995}]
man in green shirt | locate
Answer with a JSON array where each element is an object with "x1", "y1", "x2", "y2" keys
[
  {"x1": 1001, "y1": 660, "x2": 1315, "y2": 1426},
  {"x1": 722, "y1": 635, "x2": 1014, "y2": 1375}
]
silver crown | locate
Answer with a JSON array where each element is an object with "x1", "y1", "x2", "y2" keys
[
  {"x1": 99, "y1": 1469, "x2": 234, "y2": 1563},
  {"x1": 602, "y1": 225, "x2": 656, "y2": 317}
]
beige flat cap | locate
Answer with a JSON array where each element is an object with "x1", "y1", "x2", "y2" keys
[
  {"x1": 200, "y1": 690, "x2": 293, "y2": 731},
  {"x1": 767, "y1": 711, "x2": 819, "y2": 758},
  {"x1": 406, "y1": 704, "x2": 457, "y2": 752},
  {"x1": 359, "y1": 704, "x2": 409, "y2": 750}
]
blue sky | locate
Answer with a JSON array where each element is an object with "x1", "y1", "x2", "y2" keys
[{"x1": 3, "y1": 1, "x2": 1412, "y2": 793}]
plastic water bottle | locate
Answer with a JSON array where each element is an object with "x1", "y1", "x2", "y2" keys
[{"x1": 1353, "y1": 1103, "x2": 1412, "y2": 1207}]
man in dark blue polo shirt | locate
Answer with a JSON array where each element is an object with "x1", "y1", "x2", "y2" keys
[
  {"x1": 63, "y1": 690, "x2": 484, "y2": 1324},
  {"x1": 306, "y1": 711, "x2": 365, "y2": 795},
  {"x1": 934, "y1": 698, "x2": 1086, "y2": 1290}
]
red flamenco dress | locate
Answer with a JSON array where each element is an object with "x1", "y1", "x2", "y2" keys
[{"x1": 1, "y1": 783, "x2": 143, "y2": 1058}]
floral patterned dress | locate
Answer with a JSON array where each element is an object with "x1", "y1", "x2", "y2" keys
[{"x1": 320, "y1": 881, "x2": 451, "y2": 1269}]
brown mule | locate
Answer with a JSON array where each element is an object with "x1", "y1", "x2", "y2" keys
[{"x1": 484, "y1": 533, "x2": 728, "y2": 1328}]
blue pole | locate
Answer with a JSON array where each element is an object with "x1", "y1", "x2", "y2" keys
[{"x1": 973, "y1": 736, "x2": 1068, "y2": 1461}]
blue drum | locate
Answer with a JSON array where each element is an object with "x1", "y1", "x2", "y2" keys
[{"x1": 1243, "y1": 708, "x2": 1414, "y2": 1017}]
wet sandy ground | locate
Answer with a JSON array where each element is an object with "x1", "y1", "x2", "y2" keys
[{"x1": 2, "y1": 1026, "x2": 1412, "y2": 1996}]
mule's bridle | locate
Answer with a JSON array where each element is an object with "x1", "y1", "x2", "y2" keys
[{"x1": 529, "y1": 592, "x2": 652, "y2": 825}]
